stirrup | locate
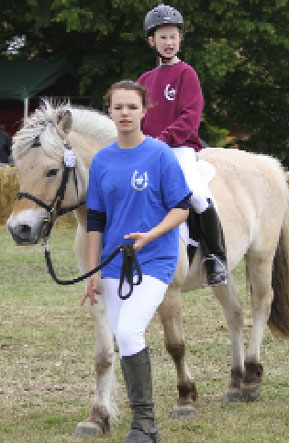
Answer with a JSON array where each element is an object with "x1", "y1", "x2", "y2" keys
[{"x1": 200, "y1": 254, "x2": 228, "y2": 288}]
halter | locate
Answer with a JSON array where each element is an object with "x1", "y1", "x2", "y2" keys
[
  {"x1": 16, "y1": 138, "x2": 85, "y2": 240},
  {"x1": 16, "y1": 137, "x2": 142, "y2": 298}
]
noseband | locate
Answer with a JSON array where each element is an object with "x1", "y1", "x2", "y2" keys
[{"x1": 16, "y1": 139, "x2": 85, "y2": 239}]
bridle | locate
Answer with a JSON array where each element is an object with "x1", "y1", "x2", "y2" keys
[
  {"x1": 16, "y1": 138, "x2": 85, "y2": 240},
  {"x1": 16, "y1": 136, "x2": 142, "y2": 298}
]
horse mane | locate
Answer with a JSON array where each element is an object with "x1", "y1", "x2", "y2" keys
[{"x1": 12, "y1": 100, "x2": 117, "y2": 160}]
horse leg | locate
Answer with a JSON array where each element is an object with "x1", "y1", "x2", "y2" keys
[
  {"x1": 75, "y1": 299, "x2": 115, "y2": 436},
  {"x1": 212, "y1": 274, "x2": 245, "y2": 403},
  {"x1": 74, "y1": 219, "x2": 115, "y2": 436},
  {"x1": 242, "y1": 255, "x2": 273, "y2": 402},
  {"x1": 158, "y1": 284, "x2": 197, "y2": 419}
]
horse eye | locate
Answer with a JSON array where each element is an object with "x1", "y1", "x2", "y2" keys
[{"x1": 46, "y1": 169, "x2": 59, "y2": 178}]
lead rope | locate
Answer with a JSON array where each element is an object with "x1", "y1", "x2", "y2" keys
[
  {"x1": 44, "y1": 240, "x2": 142, "y2": 299},
  {"x1": 118, "y1": 245, "x2": 142, "y2": 300}
]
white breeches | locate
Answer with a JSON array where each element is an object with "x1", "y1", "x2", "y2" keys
[
  {"x1": 172, "y1": 147, "x2": 210, "y2": 214},
  {"x1": 103, "y1": 275, "x2": 168, "y2": 357}
]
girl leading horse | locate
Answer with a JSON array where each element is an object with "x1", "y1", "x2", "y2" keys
[{"x1": 7, "y1": 100, "x2": 289, "y2": 436}]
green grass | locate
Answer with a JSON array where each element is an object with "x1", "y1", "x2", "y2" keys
[{"x1": 1, "y1": 226, "x2": 289, "y2": 442}]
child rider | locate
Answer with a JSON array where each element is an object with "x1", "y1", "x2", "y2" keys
[{"x1": 138, "y1": 3, "x2": 227, "y2": 286}]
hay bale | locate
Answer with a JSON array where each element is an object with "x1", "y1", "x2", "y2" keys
[
  {"x1": 0, "y1": 166, "x2": 77, "y2": 228},
  {"x1": 0, "y1": 166, "x2": 19, "y2": 226}
]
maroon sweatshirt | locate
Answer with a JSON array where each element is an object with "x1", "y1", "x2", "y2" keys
[{"x1": 138, "y1": 61, "x2": 204, "y2": 151}]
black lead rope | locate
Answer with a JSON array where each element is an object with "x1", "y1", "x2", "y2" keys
[
  {"x1": 44, "y1": 242, "x2": 142, "y2": 300},
  {"x1": 118, "y1": 245, "x2": 142, "y2": 300}
]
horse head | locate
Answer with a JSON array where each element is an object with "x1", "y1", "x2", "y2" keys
[{"x1": 7, "y1": 100, "x2": 114, "y2": 245}]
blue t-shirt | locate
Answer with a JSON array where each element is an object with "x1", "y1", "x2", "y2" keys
[{"x1": 86, "y1": 136, "x2": 190, "y2": 284}]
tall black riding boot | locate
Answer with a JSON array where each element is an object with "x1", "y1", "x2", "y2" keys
[
  {"x1": 199, "y1": 199, "x2": 228, "y2": 285},
  {"x1": 121, "y1": 348, "x2": 160, "y2": 443}
]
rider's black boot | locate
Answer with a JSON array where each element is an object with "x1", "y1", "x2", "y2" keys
[
  {"x1": 121, "y1": 348, "x2": 160, "y2": 443},
  {"x1": 199, "y1": 199, "x2": 228, "y2": 285}
]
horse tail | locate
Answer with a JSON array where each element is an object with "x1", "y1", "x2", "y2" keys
[{"x1": 268, "y1": 182, "x2": 289, "y2": 337}]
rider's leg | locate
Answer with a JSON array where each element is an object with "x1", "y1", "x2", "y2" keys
[
  {"x1": 171, "y1": 147, "x2": 227, "y2": 285},
  {"x1": 198, "y1": 198, "x2": 227, "y2": 285},
  {"x1": 171, "y1": 147, "x2": 209, "y2": 214}
]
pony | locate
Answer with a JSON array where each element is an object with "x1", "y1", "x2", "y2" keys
[{"x1": 7, "y1": 101, "x2": 289, "y2": 436}]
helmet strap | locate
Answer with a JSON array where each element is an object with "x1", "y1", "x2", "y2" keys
[
  {"x1": 159, "y1": 52, "x2": 175, "y2": 64},
  {"x1": 153, "y1": 46, "x2": 178, "y2": 64},
  {"x1": 150, "y1": 33, "x2": 180, "y2": 65}
]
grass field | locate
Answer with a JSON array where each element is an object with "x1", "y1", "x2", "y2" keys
[{"x1": 1, "y1": 225, "x2": 289, "y2": 443}]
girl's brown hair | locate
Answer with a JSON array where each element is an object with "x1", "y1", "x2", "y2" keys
[{"x1": 104, "y1": 80, "x2": 148, "y2": 107}]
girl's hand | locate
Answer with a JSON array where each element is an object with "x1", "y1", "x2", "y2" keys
[
  {"x1": 124, "y1": 232, "x2": 150, "y2": 252},
  {"x1": 81, "y1": 272, "x2": 102, "y2": 306}
]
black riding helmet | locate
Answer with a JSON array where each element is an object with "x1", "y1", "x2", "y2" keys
[{"x1": 144, "y1": 3, "x2": 184, "y2": 37}]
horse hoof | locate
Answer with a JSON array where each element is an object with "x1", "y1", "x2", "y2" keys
[
  {"x1": 75, "y1": 421, "x2": 103, "y2": 437},
  {"x1": 172, "y1": 404, "x2": 197, "y2": 419},
  {"x1": 242, "y1": 384, "x2": 261, "y2": 402},
  {"x1": 222, "y1": 387, "x2": 243, "y2": 404}
]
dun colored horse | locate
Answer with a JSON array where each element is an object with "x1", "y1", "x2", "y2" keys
[{"x1": 7, "y1": 102, "x2": 289, "y2": 436}]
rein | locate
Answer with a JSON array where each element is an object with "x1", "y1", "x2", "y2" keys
[
  {"x1": 45, "y1": 241, "x2": 142, "y2": 300},
  {"x1": 17, "y1": 139, "x2": 142, "y2": 299}
]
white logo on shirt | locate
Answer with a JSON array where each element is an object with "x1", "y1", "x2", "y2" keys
[
  {"x1": 164, "y1": 83, "x2": 176, "y2": 101},
  {"x1": 131, "y1": 170, "x2": 148, "y2": 191}
]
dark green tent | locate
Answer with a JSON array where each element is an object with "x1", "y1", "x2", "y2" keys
[
  {"x1": 0, "y1": 58, "x2": 76, "y2": 100},
  {"x1": 0, "y1": 59, "x2": 77, "y2": 125}
]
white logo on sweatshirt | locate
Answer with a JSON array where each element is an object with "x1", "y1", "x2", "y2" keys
[
  {"x1": 131, "y1": 170, "x2": 148, "y2": 191},
  {"x1": 164, "y1": 83, "x2": 176, "y2": 101}
]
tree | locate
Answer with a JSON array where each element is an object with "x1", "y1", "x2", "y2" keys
[{"x1": 1, "y1": 0, "x2": 289, "y2": 165}]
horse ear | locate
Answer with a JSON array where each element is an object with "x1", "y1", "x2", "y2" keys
[{"x1": 56, "y1": 109, "x2": 72, "y2": 138}]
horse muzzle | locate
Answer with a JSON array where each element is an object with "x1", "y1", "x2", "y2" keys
[{"x1": 7, "y1": 210, "x2": 49, "y2": 245}]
